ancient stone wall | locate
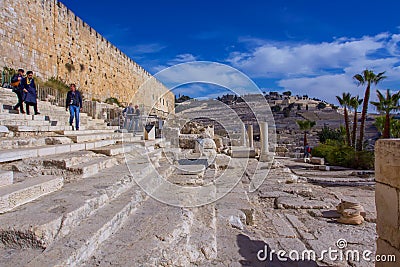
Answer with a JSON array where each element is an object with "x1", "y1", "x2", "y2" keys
[
  {"x1": 375, "y1": 139, "x2": 400, "y2": 266},
  {"x1": 0, "y1": 0, "x2": 174, "y2": 116}
]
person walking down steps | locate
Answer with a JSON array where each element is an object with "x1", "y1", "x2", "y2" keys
[
  {"x1": 22, "y1": 71, "x2": 40, "y2": 115},
  {"x1": 11, "y1": 68, "x2": 25, "y2": 114},
  {"x1": 66, "y1": 83, "x2": 83, "y2": 130}
]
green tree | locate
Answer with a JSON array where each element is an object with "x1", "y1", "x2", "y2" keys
[
  {"x1": 336, "y1": 93, "x2": 352, "y2": 145},
  {"x1": 271, "y1": 105, "x2": 281, "y2": 112},
  {"x1": 283, "y1": 91, "x2": 292, "y2": 96},
  {"x1": 105, "y1": 97, "x2": 122, "y2": 107},
  {"x1": 370, "y1": 89, "x2": 400, "y2": 138},
  {"x1": 393, "y1": 119, "x2": 400, "y2": 138},
  {"x1": 353, "y1": 70, "x2": 386, "y2": 150},
  {"x1": 349, "y1": 95, "x2": 363, "y2": 149},
  {"x1": 296, "y1": 120, "x2": 316, "y2": 146},
  {"x1": 317, "y1": 126, "x2": 345, "y2": 144},
  {"x1": 317, "y1": 102, "x2": 326, "y2": 110},
  {"x1": 373, "y1": 116, "x2": 400, "y2": 138}
]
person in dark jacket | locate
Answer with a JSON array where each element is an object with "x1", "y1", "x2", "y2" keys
[
  {"x1": 22, "y1": 71, "x2": 40, "y2": 115},
  {"x1": 66, "y1": 83, "x2": 83, "y2": 130},
  {"x1": 122, "y1": 103, "x2": 134, "y2": 131},
  {"x1": 133, "y1": 104, "x2": 141, "y2": 131},
  {"x1": 11, "y1": 68, "x2": 25, "y2": 113}
]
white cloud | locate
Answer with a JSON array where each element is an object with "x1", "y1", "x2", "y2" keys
[
  {"x1": 154, "y1": 61, "x2": 262, "y2": 96},
  {"x1": 278, "y1": 74, "x2": 356, "y2": 102},
  {"x1": 227, "y1": 32, "x2": 400, "y2": 103},
  {"x1": 169, "y1": 54, "x2": 198, "y2": 64},
  {"x1": 228, "y1": 36, "x2": 386, "y2": 78}
]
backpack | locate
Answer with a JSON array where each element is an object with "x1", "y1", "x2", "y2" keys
[
  {"x1": 307, "y1": 147, "x2": 312, "y2": 153},
  {"x1": 11, "y1": 74, "x2": 20, "y2": 87},
  {"x1": 11, "y1": 80, "x2": 20, "y2": 87}
]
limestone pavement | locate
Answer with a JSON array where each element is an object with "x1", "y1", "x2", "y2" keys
[{"x1": 0, "y1": 89, "x2": 378, "y2": 267}]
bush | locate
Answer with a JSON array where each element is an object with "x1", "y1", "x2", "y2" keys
[
  {"x1": 317, "y1": 126, "x2": 345, "y2": 144},
  {"x1": 312, "y1": 140, "x2": 374, "y2": 169},
  {"x1": 104, "y1": 97, "x2": 122, "y2": 107},
  {"x1": 42, "y1": 77, "x2": 69, "y2": 93},
  {"x1": 271, "y1": 105, "x2": 281, "y2": 112}
]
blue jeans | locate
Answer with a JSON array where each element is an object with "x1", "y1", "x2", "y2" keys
[{"x1": 69, "y1": 105, "x2": 80, "y2": 129}]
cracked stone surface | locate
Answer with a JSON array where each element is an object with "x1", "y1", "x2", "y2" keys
[{"x1": 0, "y1": 150, "x2": 377, "y2": 266}]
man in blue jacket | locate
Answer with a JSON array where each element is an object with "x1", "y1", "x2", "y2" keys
[
  {"x1": 22, "y1": 71, "x2": 40, "y2": 115},
  {"x1": 66, "y1": 83, "x2": 83, "y2": 130}
]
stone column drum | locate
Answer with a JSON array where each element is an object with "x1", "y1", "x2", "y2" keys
[
  {"x1": 241, "y1": 122, "x2": 247, "y2": 147},
  {"x1": 247, "y1": 124, "x2": 254, "y2": 148},
  {"x1": 259, "y1": 122, "x2": 274, "y2": 162}
]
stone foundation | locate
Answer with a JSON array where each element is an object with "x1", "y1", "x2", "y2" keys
[{"x1": 375, "y1": 139, "x2": 400, "y2": 266}]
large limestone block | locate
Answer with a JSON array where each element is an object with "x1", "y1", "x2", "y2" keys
[
  {"x1": 0, "y1": 147, "x2": 37, "y2": 163},
  {"x1": 376, "y1": 238, "x2": 400, "y2": 267},
  {"x1": 0, "y1": 176, "x2": 63, "y2": 213},
  {"x1": 230, "y1": 147, "x2": 256, "y2": 158},
  {"x1": 310, "y1": 157, "x2": 325, "y2": 165},
  {"x1": 375, "y1": 139, "x2": 400, "y2": 189},
  {"x1": 376, "y1": 182, "x2": 400, "y2": 250}
]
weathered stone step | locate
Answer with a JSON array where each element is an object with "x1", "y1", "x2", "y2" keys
[
  {"x1": 0, "y1": 113, "x2": 47, "y2": 121},
  {"x1": 0, "y1": 170, "x2": 13, "y2": 187},
  {"x1": 67, "y1": 157, "x2": 119, "y2": 179},
  {"x1": 0, "y1": 159, "x2": 153, "y2": 249},
  {"x1": 42, "y1": 151, "x2": 101, "y2": 168},
  {"x1": 8, "y1": 119, "x2": 68, "y2": 128},
  {"x1": 2, "y1": 120, "x2": 52, "y2": 127},
  {"x1": 6, "y1": 125, "x2": 86, "y2": 132},
  {"x1": 307, "y1": 177, "x2": 375, "y2": 186},
  {"x1": 0, "y1": 139, "x2": 117, "y2": 163},
  {"x1": 91, "y1": 143, "x2": 138, "y2": 156},
  {"x1": 66, "y1": 132, "x2": 134, "y2": 143},
  {"x1": 185, "y1": 204, "x2": 217, "y2": 263},
  {"x1": 213, "y1": 167, "x2": 258, "y2": 263},
  {"x1": 27, "y1": 188, "x2": 147, "y2": 267},
  {"x1": 84, "y1": 198, "x2": 193, "y2": 266},
  {"x1": 0, "y1": 175, "x2": 63, "y2": 214},
  {"x1": 55, "y1": 129, "x2": 117, "y2": 136}
]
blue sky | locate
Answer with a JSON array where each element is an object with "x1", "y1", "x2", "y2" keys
[{"x1": 60, "y1": 0, "x2": 400, "y2": 104}]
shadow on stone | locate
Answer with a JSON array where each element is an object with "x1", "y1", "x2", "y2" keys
[{"x1": 236, "y1": 234, "x2": 319, "y2": 267}]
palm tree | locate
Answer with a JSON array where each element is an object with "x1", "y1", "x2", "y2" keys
[
  {"x1": 336, "y1": 93, "x2": 352, "y2": 145},
  {"x1": 371, "y1": 89, "x2": 400, "y2": 138},
  {"x1": 349, "y1": 95, "x2": 363, "y2": 149},
  {"x1": 296, "y1": 120, "x2": 316, "y2": 146},
  {"x1": 353, "y1": 70, "x2": 386, "y2": 150}
]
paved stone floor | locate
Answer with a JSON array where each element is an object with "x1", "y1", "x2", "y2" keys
[
  {"x1": 0, "y1": 152, "x2": 376, "y2": 266},
  {"x1": 243, "y1": 158, "x2": 376, "y2": 267},
  {"x1": 84, "y1": 157, "x2": 376, "y2": 266}
]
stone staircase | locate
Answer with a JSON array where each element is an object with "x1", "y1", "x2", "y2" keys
[
  {"x1": 0, "y1": 87, "x2": 118, "y2": 133},
  {"x1": 0, "y1": 92, "x2": 379, "y2": 266},
  {"x1": 0, "y1": 90, "x2": 284, "y2": 266}
]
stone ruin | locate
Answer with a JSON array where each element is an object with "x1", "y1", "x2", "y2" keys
[{"x1": 0, "y1": 89, "x2": 396, "y2": 266}]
